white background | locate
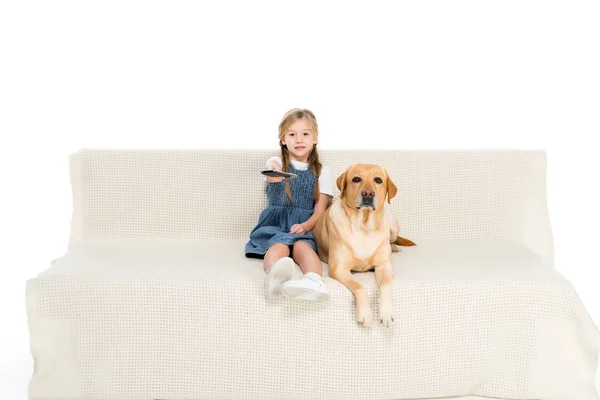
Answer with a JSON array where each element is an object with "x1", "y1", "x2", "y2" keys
[{"x1": 1, "y1": 1, "x2": 599, "y2": 398}]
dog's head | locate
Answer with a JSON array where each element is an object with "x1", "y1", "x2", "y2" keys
[{"x1": 336, "y1": 164, "x2": 398, "y2": 211}]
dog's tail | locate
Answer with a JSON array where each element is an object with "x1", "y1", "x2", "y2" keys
[{"x1": 393, "y1": 236, "x2": 416, "y2": 246}]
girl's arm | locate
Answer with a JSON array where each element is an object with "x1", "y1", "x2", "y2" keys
[{"x1": 290, "y1": 193, "x2": 329, "y2": 234}]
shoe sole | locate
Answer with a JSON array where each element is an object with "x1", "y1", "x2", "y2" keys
[
  {"x1": 281, "y1": 286, "x2": 330, "y2": 302},
  {"x1": 265, "y1": 258, "x2": 295, "y2": 297}
]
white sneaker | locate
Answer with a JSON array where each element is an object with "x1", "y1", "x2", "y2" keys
[
  {"x1": 281, "y1": 272, "x2": 330, "y2": 301},
  {"x1": 264, "y1": 257, "x2": 295, "y2": 298}
]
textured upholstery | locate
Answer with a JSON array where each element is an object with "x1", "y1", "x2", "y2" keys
[{"x1": 25, "y1": 149, "x2": 599, "y2": 400}]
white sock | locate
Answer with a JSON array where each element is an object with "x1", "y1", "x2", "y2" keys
[
  {"x1": 266, "y1": 257, "x2": 290, "y2": 274},
  {"x1": 303, "y1": 272, "x2": 322, "y2": 282}
]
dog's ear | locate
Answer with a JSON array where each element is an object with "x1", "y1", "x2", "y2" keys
[
  {"x1": 385, "y1": 168, "x2": 397, "y2": 204},
  {"x1": 336, "y1": 171, "x2": 348, "y2": 197}
]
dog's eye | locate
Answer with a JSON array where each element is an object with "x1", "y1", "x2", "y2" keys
[
  {"x1": 374, "y1": 177, "x2": 383, "y2": 184},
  {"x1": 352, "y1": 177, "x2": 361, "y2": 183}
]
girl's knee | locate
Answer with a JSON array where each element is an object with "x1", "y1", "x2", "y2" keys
[
  {"x1": 292, "y1": 241, "x2": 316, "y2": 258},
  {"x1": 266, "y1": 243, "x2": 291, "y2": 258}
]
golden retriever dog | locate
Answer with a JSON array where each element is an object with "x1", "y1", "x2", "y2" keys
[{"x1": 313, "y1": 164, "x2": 415, "y2": 328}]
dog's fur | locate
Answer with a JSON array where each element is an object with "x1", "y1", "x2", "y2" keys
[{"x1": 313, "y1": 164, "x2": 415, "y2": 328}]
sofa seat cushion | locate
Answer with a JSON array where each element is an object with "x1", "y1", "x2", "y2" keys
[
  {"x1": 27, "y1": 239, "x2": 600, "y2": 400},
  {"x1": 43, "y1": 239, "x2": 552, "y2": 280}
]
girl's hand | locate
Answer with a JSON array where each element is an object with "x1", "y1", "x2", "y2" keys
[
  {"x1": 266, "y1": 160, "x2": 282, "y2": 170},
  {"x1": 289, "y1": 223, "x2": 308, "y2": 235},
  {"x1": 266, "y1": 175, "x2": 285, "y2": 183},
  {"x1": 266, "y1": 160, "x2": 285, "y2": 183}
]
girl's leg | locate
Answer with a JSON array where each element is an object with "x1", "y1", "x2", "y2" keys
[
  {"x1": 281, "y1": 241, "x2": 329, "y2": 301},
  {"x1": 263, "y1": 243, "x2": 291, "y2": 272},
  {"x1": 291, "y1": 241, "x2": 322, "y2": 275},
  {"x1": 263, "y1": 243, "x2": 294, "y2": 298}
]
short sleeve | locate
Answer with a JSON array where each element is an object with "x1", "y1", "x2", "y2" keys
[{"x1": 319, "y1": 165, "x2": 333, "y2": 197}]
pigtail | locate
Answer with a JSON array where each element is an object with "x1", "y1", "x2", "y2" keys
[
  {"x1": 281, "y1": 143, "x2": 293, "y2": 201},
  {"x1": 308, "y1": 145, "x2": 322, "y2": 201}
]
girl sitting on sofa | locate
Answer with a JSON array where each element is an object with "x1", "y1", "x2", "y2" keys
[{"x1": 245, "y1": 108, "x2": 333, "y2": 302}]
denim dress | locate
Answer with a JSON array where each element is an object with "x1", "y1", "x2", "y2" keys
[{"x1": 245, "y1": 164, "x2": 318, "y2": 258}]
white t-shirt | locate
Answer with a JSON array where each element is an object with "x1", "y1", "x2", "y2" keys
[{"x1": 265, "y1": 156, "x2": 333, "y2": 198}]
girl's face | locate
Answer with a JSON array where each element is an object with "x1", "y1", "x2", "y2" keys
[{"x1": 281, "y1": 118, "x2": 317, "y2": 162}]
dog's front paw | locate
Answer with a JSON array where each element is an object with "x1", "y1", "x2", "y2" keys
[
  {"x1": 390, "y1": 243, "x2": 400, "y2": 252},
  {"x1": 356, "y1": 306, "x2": 372, "y2": 328},
  {"x1": 379, "y1": 303, "x2": 395, "y2": 328}
]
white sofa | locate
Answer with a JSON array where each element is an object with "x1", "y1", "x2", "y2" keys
[{"x1": 26, "y1": 149, "x2": 600, "y2": 400}]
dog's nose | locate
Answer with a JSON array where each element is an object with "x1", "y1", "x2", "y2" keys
[{"x1": 361, "y1": 189, "x2": 375, "y2": 198}]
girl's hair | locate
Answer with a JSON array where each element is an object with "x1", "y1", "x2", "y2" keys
[{"x1": 278, "y1": 108, "x2": 322, "y2": 202}]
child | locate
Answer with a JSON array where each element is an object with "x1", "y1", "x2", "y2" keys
[{"x1": 245, "y1": 108, "x2": 333, "y2": 301}]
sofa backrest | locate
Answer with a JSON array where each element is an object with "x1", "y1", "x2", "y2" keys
[{"x1": 68, "y1": 149, "x2": 553, "y2": 264}]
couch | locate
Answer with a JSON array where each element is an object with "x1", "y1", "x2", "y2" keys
[{"x1": 26, "y1": 149, "x2": 600, "y2": 400}]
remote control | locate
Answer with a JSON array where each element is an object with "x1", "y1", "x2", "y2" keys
[{"x1": 261, "y1": 170, "x2": 297, "y2": 179}]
